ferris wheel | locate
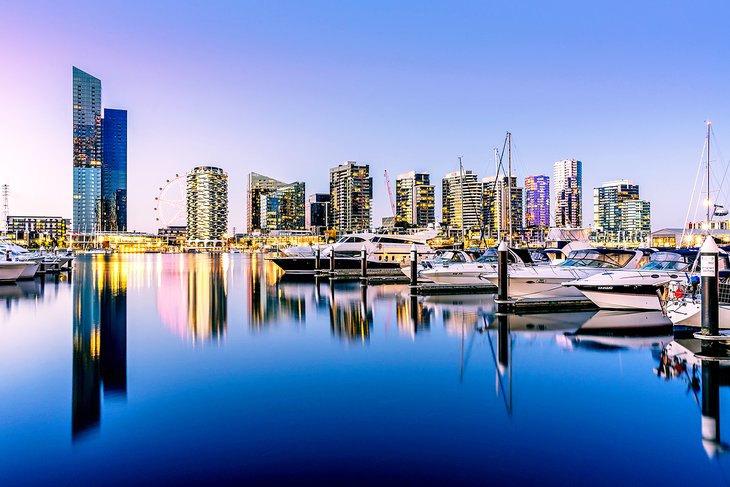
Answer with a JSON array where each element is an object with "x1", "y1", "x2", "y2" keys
[{"x1": 154, "y1": 174, "x2": 187, "y2": 227}]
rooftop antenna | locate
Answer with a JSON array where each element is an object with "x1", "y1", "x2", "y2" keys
[{"x1": 1, "y1": 184, "x2": 8, "y2": 233}]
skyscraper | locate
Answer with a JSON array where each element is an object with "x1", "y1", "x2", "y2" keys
[
  {"x1": 553, "y1": 159, "x2": 582, "y2": 228},
  {"x1": 482, "y1": 176, "x2": 523, "y2": 239},
  {"x1": 329, "y1": 161, "x2": 372, "y2": 232},
  {"x1": 72, "y1": 67, "x2": 102, "y2": 233},
  {"x1": 101, "y1": 109, "x2": 127, "y2": 231},
  {"x1": 395, "y1": 171, "x2": 435, "y2": 227},
  {"x1": 442, "y1": 170, "x2": 481, "y2": 230},
  {"x1": 260, "y1": 182, "x2": 306, "y2": 231},
  {"x1": 593, "y1": 179, "x2": 649, "y2": 243},
  {"x1": 305, "y1": 193, "x2": 331, "y2": 234},
  {"x1": 525, "y1": 175, "x2": 550, "y2": 229},
  {"x1": 246, "y1": 173, "x2": 287, "y2": 233},
  {"x1": 186, "y1": 166, "x2": 228, "y2": 241}
]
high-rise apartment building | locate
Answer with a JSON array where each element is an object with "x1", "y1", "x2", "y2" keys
[
  {"x1": 305, "y1": 194, "x2": 330, "y2": 234},
  {"x1": 186, "y1": 166, "x2": 228, "y2": 240},
  {"x1": 246, "y1": 173, "x2": 287, "y2": 233},
  {"x1": 593, "y1": 180, "x2": 649, "y2": 243},
  {"x1": 260, "y1": 182, "x2": 305, "y2": 231},
  {"x1": 101, "y1": 108, "x2": 127, "y2": 231},
  {"x1": 395, "y1": 171, "x2": 435, "y2": 227},
  {"x1": 482, "y1": 176, "x2": 523, "y2": 238},
  {"x1": 329, "y1": 161, "x2": 372, "y2": 232},
  {"x1": 525, "y1": 175, "x2": 550, "y2": 229},
  {"x1": 72, "y1": 67, "x2": 102, "y2": 233},
  {"x1": 442, "y1": 170, "x2": 481, "y2": 230},
  {"x1": 553, "y1": 159, "x2": 582, "y2": 228}
]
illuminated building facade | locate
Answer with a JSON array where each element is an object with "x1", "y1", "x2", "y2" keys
[
  {"x1": 482, "y1": 176, "x2": 523, "y2": 239},
  {"x1": 395, "y1": 171, "x2": 435, "y2": 227},
  {"x1": 260, "y1": 182, "x2": 305, "y2": 231},
  {"x1": 592, "y1": 180, "x2": 649, "y2": 243},
  {"x1": 442, "y1": 170, "x2": 481, "y2": 230},
  {"x1": 186, "y1": 166, "x2": 228, "y2": 241},
  {"x1": 72, "y1": 67, "x2": 102, "y2": 233},
  {"x1": 553, "y1": 159, "x2": 582, "y2": 228},
  {"x1": 246, "y1": 173, "x2": 287, "y2": 233},
  {"x1": 101, "y1": 108, "x2": 127, "y2": 231},
  {"x1": 305, "y1": 193, "x2": 330, "y2": 234},
  {"x1": 329, "y1": 161, "x2": 372, "y2": 232},
  {"x1": 525, "y1": 175, "x2": 550, "y2": 229},
  {"x1": 6, "y1": 215, "x2": 68, "y2": 243}
]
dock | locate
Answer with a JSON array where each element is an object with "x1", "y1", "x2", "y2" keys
[
  {"x1": 413, "y1": 283, "x2": 496, "y2": 295},
  {"x1": 494, "y1": 296, "x2": 597, "y2": 313}
]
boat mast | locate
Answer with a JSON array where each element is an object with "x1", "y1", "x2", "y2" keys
[
  {"x1": 507, "y1": 131, "x2": 512, "y2": 246},
  {"x1": 459, "y1": 156, "x2": 465, "y2": 247},
  {"x1": 707, "y1": 120, "x2": 711, "y2": 234},
  {"x1": 493, "y1": 148, "x2": 500, "y2": 241}
]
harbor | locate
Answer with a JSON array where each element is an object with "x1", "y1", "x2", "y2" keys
[{"x1": 2, "y1": 253, "x2": 730, "y2": 486}]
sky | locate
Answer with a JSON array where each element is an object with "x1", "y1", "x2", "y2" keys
[{"x1": 1, "y1": 0, "x2": 730, "y2": 233}]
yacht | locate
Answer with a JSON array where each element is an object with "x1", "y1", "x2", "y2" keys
[
  {"x1": 664, "y1": 276, "x2": 730, "y2": 328},
  {"x1": 0, "y1": 261, "x2": 32, "y2": 282},
  {"x1": 564, "y1": 250, "x2": 701, "y2": 310},
  {"x1": 400, "y1": 249, "x2": 479, "y2": 282},
  {"x1": 420, "y1": 241, "x2": 591, "y2": 285},
  {"x1": 269, "y1": 230, "x2": 438, "y2": 274},
  {"x1": 483, "y1": 248, "x2": 646, "y2": 299}
]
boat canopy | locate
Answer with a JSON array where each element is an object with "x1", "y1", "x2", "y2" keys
[
  {"x1": 559, "y1": 249, "x2": 637, "y2": 269},
  {"x1": 640, "y1": 251, "x2": 691, "y2": 271}
]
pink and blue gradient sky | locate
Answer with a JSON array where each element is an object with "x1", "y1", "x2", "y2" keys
[{"x1": 1, "y1": 0, "x2": 730, "y2": 232}]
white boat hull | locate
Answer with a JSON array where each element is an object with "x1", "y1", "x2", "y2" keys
[
  {"x1": 18, "y1": 262, "x2": 40, "y2": 279},
  {"x1": 665, "y1": 300, "x2": 730, "y2": 328},
  {"x1": 484, "y1": 275, "x2": 586, "y2": 298},
  {"x1": 0, "y1": 262, "x2": 29, "y2": 282},
  {"x1": 578, "y1": 289, "x2": 663, "y2": 311}
]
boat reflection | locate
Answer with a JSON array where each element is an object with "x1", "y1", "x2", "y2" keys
[
  {"x1": 328, "y1": 281, "x2": 372, "y2": 343},
  {"x1": 0, "y1": 274, "x2": 69, "y2": 312},
  {"x1": 157, "y1": 254, "x2": 228, "y2": 343},
  {"x1": 72, "y1": 255, "x2": 127, "y2": 440},
  {"x1": 658, "y1": 339, "x2": 730, "y2": 459}
]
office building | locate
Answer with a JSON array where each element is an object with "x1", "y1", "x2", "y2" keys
[
  {"x1": 260, "y1": 182, "x2": 305, "y2": 231},
  {"x1": 6, "y1": 216, "x2": 69, "y2": 243},
  {"x1": 246, "y1": 173, "x2": 287, "y2": 233},
  {"x1": 101, "y1": 108, "x2": 127, "y2": 231},
  {"x1": 442, "y1": 170, "x2": 481, "y2": 230},
  {"x1": 525, "y1": 175, "x2": 550, "y2": 228},
  {"x1": 329, "y1": 161, "x2": 372, "y2": 232},
  {"x1": 305, "y1": 193, "x2": 330, "y2": 234},
  {"x1": 72, "y1": 67, "x2": 102, "y2": 233},
  {"x1": 395, "y1": 171, "x2": 435, "y2": 227},
  {"x1": 593, "y1": 180, "x2": 639, "y2": 236},
  {"x1": 186, "y1": 166, "x2": 228, "y2": 241},
  {"x1": 553, "y1": 159, "x2": 582, "y2": 228},
  {"x1": 621, "y1": 199, "x2": 651, "y2": 242}
]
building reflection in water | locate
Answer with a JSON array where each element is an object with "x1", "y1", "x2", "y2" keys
[
  {"x1": 247, "y1": 256, "x2": 305, "y2": 330},
  {"x1": 328, "y1": 281, "x2": 372, "y2": 343},
  {"x1": 72, "y1": 256, "x2": 127, "y2": 440},
  {"x1": 156, "y1": 254, "x2": 228, "y2": 344},
  {"x1": 395, "y1": 294, "x2": 431, "y2": 337}
]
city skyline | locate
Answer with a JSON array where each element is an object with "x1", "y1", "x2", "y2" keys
[{"x1": 3, "y1": 2, "x2": 730, "y2": 233}]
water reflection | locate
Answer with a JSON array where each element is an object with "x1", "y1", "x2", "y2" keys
[
  {"x1": 0, "y1": 274, "x2": 67, "y2": 312},
  {"x1": 157, "y1": 254, "x2": 228, "y2": 343},
  {"x1": 248, "y1": 256, "x2": 304, "y2": 329},
  {"x1": 328, "y1": 281, "x2": 372, "y2": 343},
  {"x1": 72, "y1": 256, "x2": 127, "y2": 439}
]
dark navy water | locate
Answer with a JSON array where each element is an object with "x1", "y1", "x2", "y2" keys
[{"x1": 1, "y1": 254, "x2": 729, "y2": 486}]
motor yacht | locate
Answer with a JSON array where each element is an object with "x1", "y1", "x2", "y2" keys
[
  {"x1": 400, "y1": 249, "x2": 479, "y2": 282},
  {"x1": 483, "y1": 248, "x2": 645, "y2": 299},
  {"x1": 564, "y1": 250, "x2": 701, "y2": 310}
]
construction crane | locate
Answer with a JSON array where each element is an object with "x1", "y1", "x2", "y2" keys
[{"x1": 384, "y1": 170, "x2": 396, "y2": 219}]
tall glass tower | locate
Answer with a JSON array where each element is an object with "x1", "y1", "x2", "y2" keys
[
  {"x1": 101, "y1": 109, "x2": 128, "y2": 231},
  {"x1": 72, "y1": 67, "x2": 102, "y2": 233},
  {"x1": 186, "y1": 166, "x2": 229, "y2": 240}
]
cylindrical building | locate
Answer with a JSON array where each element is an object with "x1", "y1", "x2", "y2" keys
[{"x1": 186, "y1": 166, "x2": 228, "y2": 241}]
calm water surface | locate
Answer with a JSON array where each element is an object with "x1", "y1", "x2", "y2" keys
[{"x1": 1, "y1": 254, "x2": 729, "y2": 486}]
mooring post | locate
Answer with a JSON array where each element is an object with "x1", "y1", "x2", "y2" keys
[
  {"x1": 497, "y1": 241, "x2": 509, "y2": 311},
  {"x1": 700, "y1": 235, "x2": 720, "y2": 336},
  {"x1": 360, "y1": 245, "x2": 368, "y2": 284},
  {"x1": 409, "y1": 244, "x2": 418, "y2": 293},
  {"x1": 315, "y1": 244, "x2": 321, "y2": 271},
  {"x1": 329, "y1": 246, "x2": 336, "y2": 274}
]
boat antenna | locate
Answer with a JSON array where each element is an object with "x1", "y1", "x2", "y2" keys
[{"x1": 705, "y1": 120, "x2": 712, "y2": 235}]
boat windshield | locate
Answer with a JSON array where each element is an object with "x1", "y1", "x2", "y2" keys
[
  {"x1": 475, "y1": 249, "x2": 498, "y2": 263},
  {"x1": 433, "y1": 251, "x2": 467, "y2": 264},
  {"x1": 559, "y1": 250, "x2": 634, "y2": 269},
  {"x1": 640, "y1": 252, "x2": 689, "y2": 271}
]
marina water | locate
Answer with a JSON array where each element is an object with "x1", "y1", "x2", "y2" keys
[{"x1": 1, "y1": 254, "x2": 729, "y2": 486}]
